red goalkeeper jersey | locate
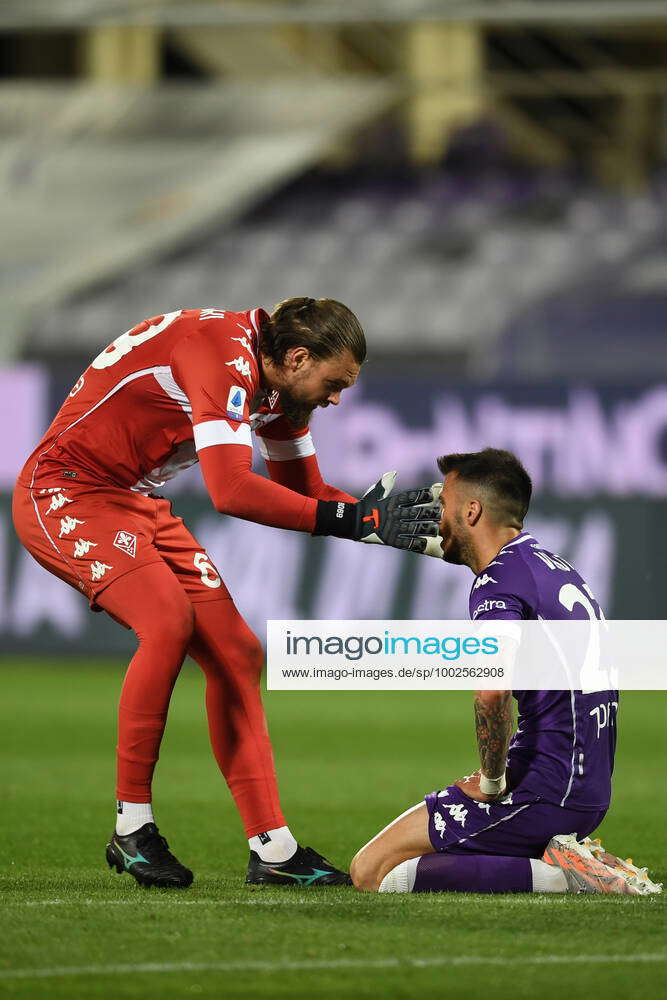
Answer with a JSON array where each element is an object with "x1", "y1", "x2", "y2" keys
[{"x1": 18, "y1": 307, "x2": 354, "y2": 531}]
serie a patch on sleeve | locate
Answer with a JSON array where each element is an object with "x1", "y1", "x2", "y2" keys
[{"x1": 226, "y1": 385, "x2": 246, "y2": 422}]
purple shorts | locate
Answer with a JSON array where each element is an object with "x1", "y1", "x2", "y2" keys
[{"x1": 425, "y1": 786, "x2": 606, "y2": 858}]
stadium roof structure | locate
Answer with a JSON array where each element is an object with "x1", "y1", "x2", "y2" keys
[
  {"x1": 0, "y1": 76, "x2": 396, "y2": 361},
  {"x1": 2, "y1": 0, "x2": 667, "y2": 29}
]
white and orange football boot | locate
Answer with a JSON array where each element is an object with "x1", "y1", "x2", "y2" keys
[
  {"x1": 581, "y1": 837, "x2": 662, "y2": 896},
  {"x1": 543, "y1": 834, "x2": 639, "y2": 895}
]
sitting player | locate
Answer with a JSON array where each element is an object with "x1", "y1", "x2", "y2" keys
[{"x1": 350, "y1": 448, "x2": 661, "y2": 896}]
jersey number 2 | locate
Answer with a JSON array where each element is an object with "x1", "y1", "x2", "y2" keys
[
  {"x1": 559, "y1": 582, "x2": 613, "y2": 694},
  {"x1": 92, "y1": 311, "x2": 182, "y2": 370}
]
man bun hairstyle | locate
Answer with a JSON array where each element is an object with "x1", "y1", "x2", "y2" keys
[
  {"x1": 260, "y1": 297, "x2": 366, "y2": 366},
  {"x1": 437, "y1": 447, "x2": 532, "y2": 529}
]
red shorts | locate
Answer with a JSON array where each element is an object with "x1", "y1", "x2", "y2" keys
[{"x1": 12, "y1": 481, "x2": 230, "y2": 608}]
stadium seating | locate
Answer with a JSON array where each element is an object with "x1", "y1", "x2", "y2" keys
[{"x1": 24, "y1": 163, "x2": 667, "y2": 377}]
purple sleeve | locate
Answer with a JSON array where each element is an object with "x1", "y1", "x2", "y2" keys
[{"x1": 469, "y1": 560, "x2": 535, "y2": 620}]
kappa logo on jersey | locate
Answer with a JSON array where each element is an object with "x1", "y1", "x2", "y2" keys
[
  {"x1": 113, "y1": 530, "x2": 137, "y2": 558},
  {"x1": 73, "y1": 538, "x2": 97, "y2": 558},
  {"x1": 90, "y1": 561, "x2": 112, "y2": 582},
  {"x1": 476, "y1": 802, "x2": 491, "y2": 815},
  {"x1": 231, "y1": 335, "x2": 253, "y2": 354},
  {"x1": 473, "y1": 573, "x2": 497, "y2": 591},
  {"x1": 232, "y1": 328, "x2": 254, "y2": 355},
  {"x1": 432, "y1": 811, "x2": 447, "y2": 838},
  {"x1": 46, "y1": 492, "x2": 73, "y2": 514},
  {"x1": 226, "y1": 356, "x2": 252, "y2": 377},
  {"x1": 59, "y1": 515, "x2": 85, "y2": 537},
  {"x1": 69, "y1": 375, "x2": 85, "y2": 397},
  {"x1": 473, "y1": 598, "x2": 507, "y2": 619},
  {"x1": 226, "y1": 385, "x2": 247, "y2": 422},
  {"x1": 443, "y1": 803, "x2": 468, "y2": 827}
]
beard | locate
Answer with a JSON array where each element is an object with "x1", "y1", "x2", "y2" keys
[
  {"x1": 278, "y1": 388, "x2": 317, "y2": 429},
  {"x1": 441, "y1": 536, "x2": 466, "y2": 565},
  {"x1": 440, "y1": 519, "x2": 474, "y2": 567}
]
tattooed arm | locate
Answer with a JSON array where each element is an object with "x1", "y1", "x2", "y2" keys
[
  {"x1": 475, "y1": 689, "x2": 513, "y2": 788},
  {"x1": 455, "y1": 690, "x2": 513, "y2": 803}
]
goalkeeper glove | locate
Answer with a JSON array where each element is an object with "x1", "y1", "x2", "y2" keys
[{"x1": 314, "y1": 472, "x2": 443, "y2": 557}]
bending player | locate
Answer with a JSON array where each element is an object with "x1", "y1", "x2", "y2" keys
[
  {"x1": 350, "y1": 448, "x2": 661, "y2": 896},
  {"x1": 13, "y1": 298, "x2": 440, "y2": 889}
]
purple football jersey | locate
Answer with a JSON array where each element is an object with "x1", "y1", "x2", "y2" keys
[{"x1": 469, "y1": 531, "x2": 618, "y2": 811}]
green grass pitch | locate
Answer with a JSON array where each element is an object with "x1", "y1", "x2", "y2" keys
[{"x1": 1, "y1": 658, "x2": 665, "y2": 999}]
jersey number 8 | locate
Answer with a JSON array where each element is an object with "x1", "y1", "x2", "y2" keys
[{"x1": 92, "y1": 311, "x2": 182, "y2": 370}]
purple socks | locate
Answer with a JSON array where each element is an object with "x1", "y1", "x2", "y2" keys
[{"x1": 413, "y1": 853, "x2": 533, "y2": 893}]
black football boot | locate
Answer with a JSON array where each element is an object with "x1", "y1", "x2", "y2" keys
[
  {"x1": 106, "y1": 823, "x2": 193, "y2": 889},
  {"x1": 246, "y1": 845, "x2": 352, "y2": 887}
]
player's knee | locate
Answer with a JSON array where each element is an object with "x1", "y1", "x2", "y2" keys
[
  {"x1": 170, "y1": 600, "x2": 196, "y2": 650},
  {"x1": 231, "y1": 626, "x2": 264, "y2": 682},
  {"x1": 350, "y1": 849, "x2": 382, "y2": 893},
  {"x1": 140, "y1": 593, "x2": 195, "y2": 652},
  {"x1": 162, "y1": 607, "x2": 195, "y2": 652}
]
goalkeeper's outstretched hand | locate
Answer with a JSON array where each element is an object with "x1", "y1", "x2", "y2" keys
[{"x1": 314, "y1": 472, "x2": 443, "y2": 557}]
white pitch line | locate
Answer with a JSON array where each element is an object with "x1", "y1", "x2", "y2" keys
[
  {"x1": 9, "y1": 894, "x2": 572, "y2": 908},
  {"x1": 13, "y1": 898, "x2": 335, "y2": 908},
  {"x1": 1, "y1": 954, "x2": 665, "y2": 981}
]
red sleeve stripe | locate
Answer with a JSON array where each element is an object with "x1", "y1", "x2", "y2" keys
[
  {"x1": 257, "y1": 432, "x2": 316, "y2": 462},
  {"x1": 193, "y1": 420, "x2": 252, "y2": 451}
]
